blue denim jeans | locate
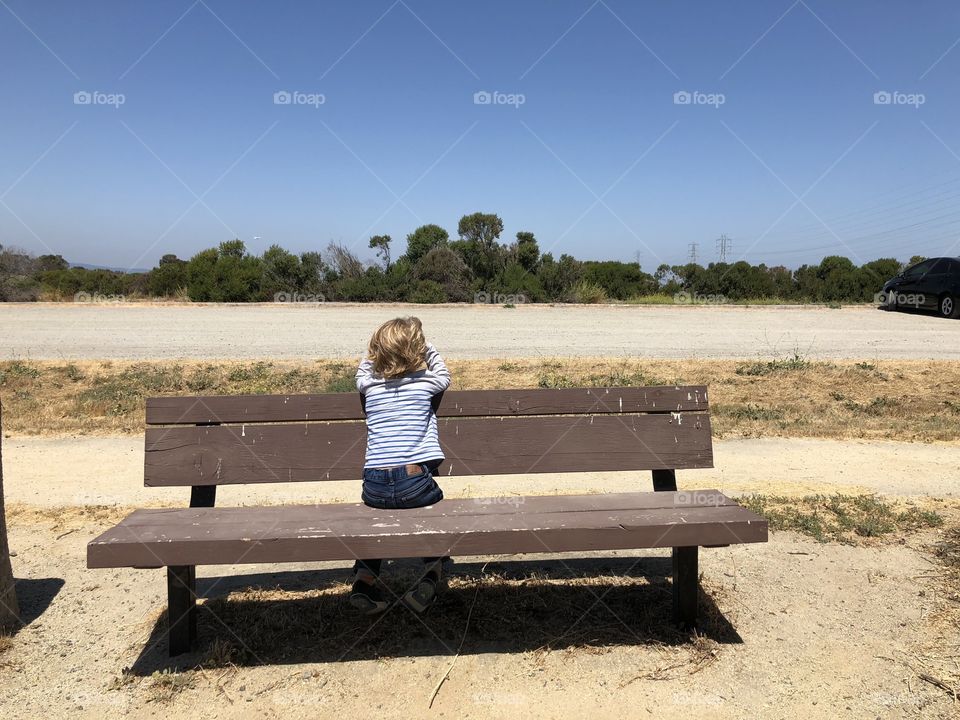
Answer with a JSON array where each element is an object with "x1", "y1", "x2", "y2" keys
[{"x1": 353, "y1": 463, "x2": 444, "y2": 577}]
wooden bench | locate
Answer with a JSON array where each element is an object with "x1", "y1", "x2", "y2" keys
[{"x1": 87, "y1": 385, "x2": 768, "y2": 656}]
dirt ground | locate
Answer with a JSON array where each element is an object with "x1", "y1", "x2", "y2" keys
[
  {"x1": 1, "y1": 435, "x2": 959, "y2": 719},
  {"x1": 1, "y1": 313, "x2": 959, "y2": 718},
  {"x1": 1, "y1": 498, "x2": 956, "y2": 719},
  {"x1": 3, "y1": 302, "x2": 959, "y2": 360}
]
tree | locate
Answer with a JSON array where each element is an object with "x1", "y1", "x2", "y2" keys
[
  {"x1": 299, "y1": 251, "x2": 326, "y2": 294},
  {"x1": 582, "y1": 260, "x2": 657, "y2": 299},
  {"x1": 324, "y1": 242, "x2": 364, "y2": 280},
  {"x1": 261, "y1": 244, "x2": 302, "y2": 297},
  {"x1": 452, "y1": 212, "x2": 506, "y2": 283},
  {"x1": 410, "y1": 280, "x2": 447, "y2": 303},
  {"x1": 458, "y1": 212, "x2": 504, "y2": 248},
  {"x1": 0, "y1": 402, "x2": 19, "y2": 631},
  {"x1": 186, "y1": 241, "x2": 263, "y2": 302},
  {"x1": 0, "y1": 246, "x2": 41, "y2": 301},
  {"x1": 513, "y1": 231, "x2": 540, "y2": 273},
  {"x1": 36, "y1": 254, "x2": 68, "y2": 272},
  {"x1": 412, "y1": 246, "x2": 473, "y2": 302},
  {"x1": 405, "y1": 225, "x2": 448, "y2": 264},
  {"x1": 147, "y1": 255, "x2": 187, "y2": 297},
  {"x1": 538, "y1": 252, "x2": 582, "y2": 301},
  {"x1": 491, "y1": 261, "x2": 545, "y2": 302},
  {"x1": 368, "y1": 235, "x2": 392, "y2": 270},
  {"x1": 858, "y1": 258, "x2": 902, "y2": 299},
  {"x1": 815, "y1": 255, "x2": 860, "y2": 302}
]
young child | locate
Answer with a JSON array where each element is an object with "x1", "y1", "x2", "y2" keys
[{"x1": 350, "y1": 316, "x2": 450, "y2": 615}]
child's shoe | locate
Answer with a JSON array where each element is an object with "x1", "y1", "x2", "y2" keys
[
  {"x1": 350, "y1": 574, "x2": 389, "y2": 615},
  {"x1": 402, "y1": 561, "x2": 443, "y2": 613}
]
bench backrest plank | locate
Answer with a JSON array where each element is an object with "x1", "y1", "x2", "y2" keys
[
  {"x1": 145, "y1": 386, "x2": 709, "y2": 424},
  {"x1": 143, "y1": 386, "x2": 713, "y2": 487}
]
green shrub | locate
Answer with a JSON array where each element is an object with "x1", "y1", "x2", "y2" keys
[
  {"x1": 572, "y1": 281, "x2": 608, "y2": 304},
  {"x1": 409, "y1": 280, "x2": 447, "y2": 304}
]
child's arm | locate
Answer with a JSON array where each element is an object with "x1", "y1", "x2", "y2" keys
[
  {"x1": 355, "y1": 355, "x2": 377, "y2": 395},
  {"x1": 423, "y1": 343, "x2": 451, "y2": 394}
]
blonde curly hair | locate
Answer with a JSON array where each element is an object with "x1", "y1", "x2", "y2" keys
[{"x1": 367, "y1": 316, "x2": 428, "y2": 379}]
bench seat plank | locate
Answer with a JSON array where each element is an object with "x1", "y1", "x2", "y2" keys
[{"x1": 87, "y1": 490, "x2": 767, "y2": 569}]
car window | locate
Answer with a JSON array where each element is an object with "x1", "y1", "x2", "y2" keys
[
  {"x1": 928, "y1": 258, "x2": 948, "y2": 274},
  {"x1": 903, "y1": 260, "x2": 933, "y2": 278}
]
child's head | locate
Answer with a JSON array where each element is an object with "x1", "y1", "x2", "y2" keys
[{"x1": 367, "y1": 316, "x2": 427, "y2": 378}]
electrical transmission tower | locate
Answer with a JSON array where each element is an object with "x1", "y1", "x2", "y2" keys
[
  {"x1": 716, "y1": 234, "x2": 732, "y2": 263},
  {"x1": 688, "y1": 242, "x2": 699, "y2": 264}
]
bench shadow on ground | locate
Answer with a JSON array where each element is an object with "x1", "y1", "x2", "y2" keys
[
  {"x1": 129, "y1": 556, "x2": 742, "y2": 675},
  {"x1": 11, "y1": 577, "x2": 64, "y2": 632},
  {"x1": 878, "y1": 305, "x2": 953, "y2": 321}
]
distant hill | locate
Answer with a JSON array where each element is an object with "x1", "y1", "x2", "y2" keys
[{"x1": 69, "y1": 263, "x2": 150, "y2": 273}]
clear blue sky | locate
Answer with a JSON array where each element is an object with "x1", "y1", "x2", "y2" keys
[{"x1": 3, "y1": 0, "x2": 960, "y2": 272}]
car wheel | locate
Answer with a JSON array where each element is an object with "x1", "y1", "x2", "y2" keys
[{"x1": 939, "y1": 293, "x2": 959, "y2": 319}]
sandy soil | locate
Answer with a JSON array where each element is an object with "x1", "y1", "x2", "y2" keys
[
  {"x1": 2, "y1": 302, "x2": 959, "y2": 360},
  {"x1": 0, "y1": 435, "x2": 958, "y2": 718},
  {"x1": 0, "y1": 506, "x2": 954, "y2": 719}
]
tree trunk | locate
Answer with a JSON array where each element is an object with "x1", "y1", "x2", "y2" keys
[{"x1": 0, "y1": 401, "x2": 19, "y2": 630}]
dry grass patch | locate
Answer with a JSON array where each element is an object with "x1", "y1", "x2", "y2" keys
[
  {"x1": 145, "y1": 668, "x2": 197, "y2": 703},
  {"x1": 901, "y1": 525, "x2": 960, "y2": 702},
  {"x1": 2, "y1": 357, "x2": 960, "y2": 441},
  {"x1": 741, "y1": 494, "x2": 943, "y2": 544}
]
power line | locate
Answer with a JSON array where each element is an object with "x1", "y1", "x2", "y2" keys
[{"x1": 688, "y1": 242, "x2": 698, "y2": 264}]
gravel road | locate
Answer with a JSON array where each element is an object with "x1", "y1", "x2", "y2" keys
[{"x1": 2, "y1": 302, "x2": 958, "y2": 360}]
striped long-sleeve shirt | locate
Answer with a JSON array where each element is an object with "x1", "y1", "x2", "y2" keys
[{"x1": 356, "y1": 343, "x2": 451, "y2": 469}]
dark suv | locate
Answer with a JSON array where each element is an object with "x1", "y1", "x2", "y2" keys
[{"x1": 880, "y1": 256, "x2": 960, "y2": 318}]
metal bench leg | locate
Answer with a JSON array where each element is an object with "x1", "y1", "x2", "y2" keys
[
  {"x1": 167, "y1": 565, "x2": 197, "y2": 656},
  {"x1": 672, "y1": 546, "x2": 698, "y2": 629},
  {"x1": 651, "y1": 468, "x2": 677, "y2": 492},
  {"x1": 190, "y1": 485, "x2": 216, "y2": 508}
]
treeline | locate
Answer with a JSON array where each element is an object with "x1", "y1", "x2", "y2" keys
[{"x1": 0, "y1": 212, "x2": 924, "y2": 304}]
